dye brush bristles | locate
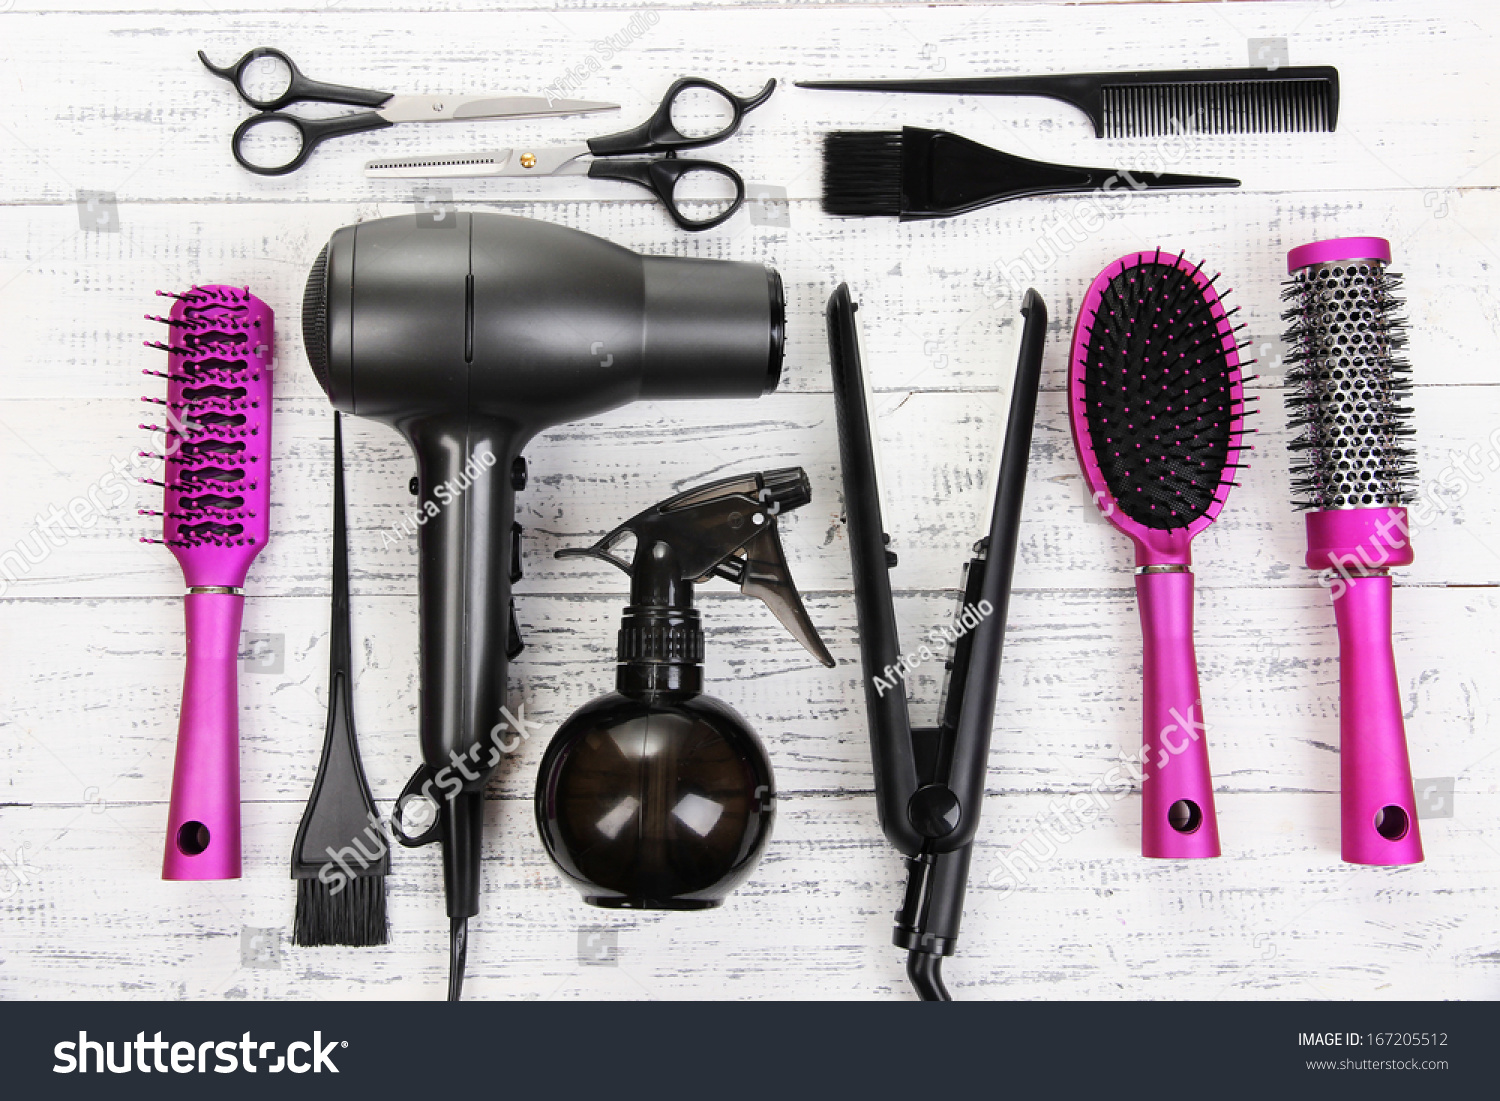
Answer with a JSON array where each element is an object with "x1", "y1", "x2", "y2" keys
[
  {"x1": 291, "y1": 413, "x2": 389, "y2": 946},
  {"x1": 821, "y1": 128, "x2": 1238, "y2": 220}
]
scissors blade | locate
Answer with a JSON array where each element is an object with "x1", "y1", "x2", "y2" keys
[
  {"x1": 378, "y1": 95, "x2": 618, "y2": 123},
  {"x1": 364, "y1": 144, "x2": 591, "y2": 178}
]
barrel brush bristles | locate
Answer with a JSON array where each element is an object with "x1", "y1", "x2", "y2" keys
[
  {"x1": 144, "y1": 285, "x2": 273, "y2": 882},
  {"x1": 1281, "y1": 253, "x2": 1416, "y2": 511}
]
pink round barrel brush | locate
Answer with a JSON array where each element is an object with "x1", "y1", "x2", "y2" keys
[
  {"x1": 1069, "y1": 250, "x2": 1254, "y2": 858},
  {"x1": 1282, "y1": 237, "x2": 1422, "y2": 866},
  {"x1": 141, "y1": 286, "x2": 274, "y2": 880}
]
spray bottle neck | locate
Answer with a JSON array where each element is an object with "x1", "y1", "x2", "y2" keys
[{"x1": 617, "y1": 538, "x2": 704, "y2": 697}]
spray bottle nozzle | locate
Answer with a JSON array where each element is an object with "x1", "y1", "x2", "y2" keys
[{"x1": 557, "y1": 467, "x2": 834, "y2": 677}]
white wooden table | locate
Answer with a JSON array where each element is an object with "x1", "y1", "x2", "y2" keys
[{"x1": 2, "y1": 0, "x2": 1497, "y2": 1000}]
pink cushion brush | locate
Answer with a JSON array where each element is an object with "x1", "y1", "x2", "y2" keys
[
  {"x1": 1069, "y1": 250, "x2": 1254, "y2": 858},
  {"x1": 141, "y1": 286, "x2": 274, "y2": 880}
]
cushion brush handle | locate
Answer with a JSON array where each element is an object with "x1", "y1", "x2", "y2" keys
[
  {"x1": 1136, "y1": 570, "x2": 1221, "y2": 859},
  {"x1": 162, "y1": 592, "x2": 245, "y2": 880},
  {"x1": 1330, "y1": 574, "x2": 1423, "y2": 865}
]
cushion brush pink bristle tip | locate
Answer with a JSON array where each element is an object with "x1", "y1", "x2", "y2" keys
[
  {"x1": 141, "y1": 284, "x2": 274, "y2": 881},
  {"x1": 1068, "y1": 250, "x2": 1257, "y2": 859}
]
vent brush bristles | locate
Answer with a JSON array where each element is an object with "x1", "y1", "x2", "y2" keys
[
  {"x1": 146, "y1": 285, "x2": 274, "y2": 881},
  {"x1": 1282, "y1": 236, "x2": 1423, "y2": 867},
  {"x1": 1068, "y1": 249, "x2": 1254, "y2": 859}
]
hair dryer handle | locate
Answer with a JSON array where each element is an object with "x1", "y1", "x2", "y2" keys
[
  {"x1": 1332, "y1": 574, "x2": 1423, "y2": 865},
  {"x1": 163, "y1": 592, "x2": 244, "y2": 880},
  {"x1": 406, "y1": 420, "x2": 522, "y2": 919},
  {"x1": 1135, "y1": 569, "x2": 1221, "y2": 858}
]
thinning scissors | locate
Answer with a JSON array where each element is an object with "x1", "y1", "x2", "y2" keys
[
  {"x1": 364, "y1": 76, "x2": 777, "y2": 231},
  {"x1": 200, "y1": 47, "x2": 618, "y2": 176}
]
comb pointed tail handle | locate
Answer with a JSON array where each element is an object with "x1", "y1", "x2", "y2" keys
[
  {"x1": 163, "y1": 591, "x2": 244, "y2": 880},
  {"x1": 1135, "y1": 569, "x2": 1221, "y2": 859},
  {"x1": 1332, "y1": 574, "x2": 1423, "y2": 866}
]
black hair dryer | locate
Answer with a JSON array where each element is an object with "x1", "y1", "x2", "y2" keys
[
  {"x1": 300, "y1": 212, "x2": 786, "y2": 998},
  {"x1": 536, "y1": 468, "x2": 834, "y2": 909}
]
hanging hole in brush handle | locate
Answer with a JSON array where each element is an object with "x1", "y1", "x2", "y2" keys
[
  {"x1": 587, "y1": 77, "x2": 775, "y2": 156},
  {"x1": 1134, "y1": 568, "x2": 1221, "y2": 858},
  {"x1": 231, "y1": 111, "x2": 394, "y2": 175},
  {"x1": 588, "y1": 157, "x2": 746, "y2": 230},
  {"x1": 1331, "y1": 572, "x2": 1423, "y2": 864},
  {"x1": 198, "y1": 47, "x2": 392, "y2": 112}
]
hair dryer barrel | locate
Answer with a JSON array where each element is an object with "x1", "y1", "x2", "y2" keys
[{"x1": 303, "y1": 213, "x2": 784, "y2": 422}]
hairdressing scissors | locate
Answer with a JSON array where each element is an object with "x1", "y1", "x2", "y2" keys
[
  {"x1": 364, "y1": 76, "x2": 777, "y2": 231},
  {"x1": 200, "y1": 47, "x2": 618, "y2": 176}
]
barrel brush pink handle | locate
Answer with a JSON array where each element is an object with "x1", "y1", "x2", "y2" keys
[
  {"x1": 1306, "y1": 509, "x2": 1423, "y2": 866},
  {"x1": 1136, "y1": 570, "x2": 1221, "y2": 858},
  {"x1": 163, "y1": 593, "x2": 245, "y2": 879},
  {"x1": 1331, "y1": 574, "x2": 1422, "y2": 864}
]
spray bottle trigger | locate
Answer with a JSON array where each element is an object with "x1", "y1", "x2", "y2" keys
[{"x1": 729, "y1": 523, "x2": 835, "y2": 668}]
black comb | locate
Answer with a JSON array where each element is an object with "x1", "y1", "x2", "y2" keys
[
  {"x1": 1078, "y1": 253, "x2": 1256, "y2": 529},
  {"x1": 799, "y1": 66, "x2": 1339, "y2": 138}
]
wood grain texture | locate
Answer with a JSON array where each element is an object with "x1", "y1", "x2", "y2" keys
[{"x1": 1, "y1": 0, "x2": 1498, "y2": 1000}]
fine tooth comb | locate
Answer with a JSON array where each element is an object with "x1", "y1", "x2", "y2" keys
[
  {"x1": 1282, "y1": 236, "x2": 1422, "y2": 866},
  {"x1": 142, "y1": 284, "x2": 274, "y2": 881},
  {"x1": 798, "y1": 66, "x2": 1341, "y2": 138},
  {"x1": 1068, "y1": 250, "x2": 1255, "y2": 858}
]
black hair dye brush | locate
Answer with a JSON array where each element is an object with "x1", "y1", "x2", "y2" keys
[
  {"x1": 821, "y1": 127, "x2": 1238, "y2": 220},
  {"x1": 827, "y1": 284, "x2": 1045, "y2": 999},
  {"x1": 291, "y1": 413, "x2": 389, "y2": 947}
]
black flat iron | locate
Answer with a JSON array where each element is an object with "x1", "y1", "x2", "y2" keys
[{"x1": 825, "y1": 284, "x2": 1045, "y2": 1000}]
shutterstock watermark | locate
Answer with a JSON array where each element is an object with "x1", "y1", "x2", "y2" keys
[
  {"x1": 986, "y1": 704, "x2": 1210, "y2": 897},
  {"x1": 992, "y1": 118, "x2": 1212, "y2": 297},
  {"x1": 318, "y1": 702, "x2": 546, "y2": 893}
]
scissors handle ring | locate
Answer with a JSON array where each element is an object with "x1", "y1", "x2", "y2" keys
[
  {"x1": 587, "y1": 77, "x2": 776, "y2": 157},
  {"x1": 588, "y1": 156, "x2": 748, "y2": 231},
  {"x1": 231, "y1": 110, "x2": 393, "y2": 176},
  {"x1": 199, "y1": 47, "x2": 391, "y2": 112}
]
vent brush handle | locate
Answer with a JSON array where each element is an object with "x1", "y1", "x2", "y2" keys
[
  {"x1": 1136, "y1": 570, "x2": 1221, "y2": 858},
  {"x1": 1330, "y1": 573, "x2": 1422, "y2": 865},
  {"x1": 163, "y1": 592, "x2": 245, "y2": 879}
]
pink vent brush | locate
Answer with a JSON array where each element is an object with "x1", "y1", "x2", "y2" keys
[
  {"x1": 1283, "y1": 237, "x2": 1422, "y2": 866},
  {"x1": 142, "y1": 285, "x2": 274, "y2": 880},
  {"x1": 1069, "y1": 250, "x2": 1253, "y2": 858}
]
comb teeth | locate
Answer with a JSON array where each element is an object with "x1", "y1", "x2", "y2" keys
[
  {"x1": 1076, "y1": 249, "x2": 1254, "y2": 531},
  {"x1": 1101, "y1": 76, "x2": 1335, "y2": 138},
  {"x1": 1281, "y1": 259, "x2": 1415, "y2": 511},
  {"x1": 144, "y1": 287, "x2": 273, "y2": 570}
]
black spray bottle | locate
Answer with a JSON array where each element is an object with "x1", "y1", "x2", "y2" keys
[{"x1": 535, "y1": 468, "x2": 834, "y2": 909}]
